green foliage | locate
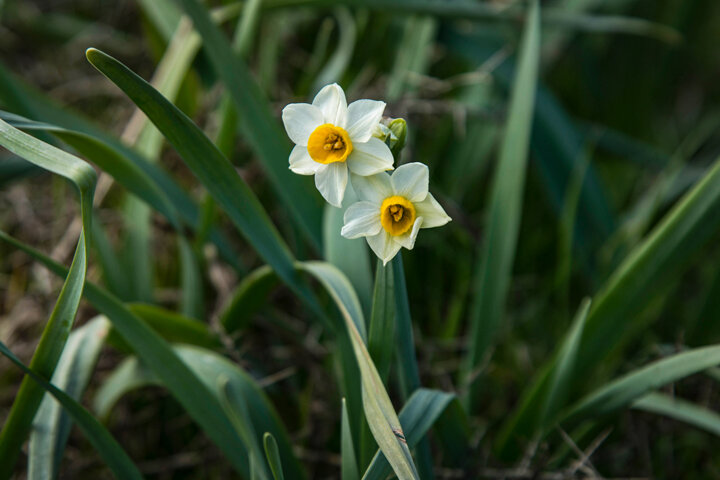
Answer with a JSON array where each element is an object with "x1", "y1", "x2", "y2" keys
[{"x1": 2, "y1": 0, "x2": 720, "y2": 478}]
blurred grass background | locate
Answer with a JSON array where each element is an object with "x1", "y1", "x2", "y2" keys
[{"x1": 1, "y1": 0, "x2": 720, "y2": 478}]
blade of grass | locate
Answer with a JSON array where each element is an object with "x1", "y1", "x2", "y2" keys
[
  {"x1": 0, "y1": 340, "x2": 143, "y2": 480},
  {"x1": 632, "y1": 392, "x2": 720, "y2": 438},
  {"x1": 174, "y1": 0, "x2": 324, "y2": 249},
  {"x1": 560, "y1": 345, "x2": 720, "y2": 429},
  {"x1": 0, "y1": 118, "x2": 96, "y2": 476},
  {"x1": 462, "y1": 0, "x2": 540, "y2": 410},
  {"x1": 27, "y1": 317, "x2": 109, "y2": 480},
  {"x1": 537, "y1": 298, "x2": 592, "y2": 433}
]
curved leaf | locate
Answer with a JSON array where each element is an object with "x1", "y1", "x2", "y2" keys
[
  {"x1": 0, "y1": 118, "x2": 96, "y2": 475},
  {"x1": 298, "y1": 261, "x2": 418, "y2": 480}
]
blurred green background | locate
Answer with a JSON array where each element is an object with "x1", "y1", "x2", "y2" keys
[{"x1": 2, "y1": 0, "x2": 720, "y2": 478}]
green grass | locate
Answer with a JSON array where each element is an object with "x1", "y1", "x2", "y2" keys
[{"x1": 1, "y1": 0, "x2": 720, "y2": 478}]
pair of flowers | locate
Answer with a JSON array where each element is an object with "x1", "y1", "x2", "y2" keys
[{"x1": 282, "y1": 84, "x2": 450, "y2": 265}]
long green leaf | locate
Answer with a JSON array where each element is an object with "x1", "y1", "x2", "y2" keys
[
  {"x1": 368, "y1": 260, "x2": 395, "y2": 382},
  {"x1": 538, "y1": 298, "x2": 591, "y2": 432},
  {"x1": 174, "y1": 0, "x2": 323, "y2": 249},
  {"x1": 0, "y1": 118, "x2": 96, "y2": 475},
  {"x1": 463, "y1": 0, "x2": 540, "y2": 409},
  {"x1": 561, "y1": 345, "x2": 720, "y2": 428},
  {"x1": 85, "y1": 48, "x2": 320, "y2": 312},
  {"x1": 298, "y1": 261, "x2": 419, "y2": 480},
  {"x1": 28, "y1": 317, "x2": 109, "y2": 480},
  {"x1": 632, "y1": 392, "x2": 720, "y2": 438},
  {"x1": 0, "y1": 341, "x2": 143, "y2": 480},
  {"x1": 341, "y1": 398, "x2": 360, "y2": 480}
]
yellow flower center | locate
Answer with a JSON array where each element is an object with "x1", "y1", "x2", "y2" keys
[
  {"x1": 307, "y1": 124, "x2": 353, "y2": 164},
  {"x1": 380, "y1": 195, "x2": 416, "y2": 236}
]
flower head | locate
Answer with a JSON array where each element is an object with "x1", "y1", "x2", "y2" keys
[
  {"x1": 341, "y1": 163, "x2": 451, "y2": 265},
  {"x1": 282, "y1": 84, "x2": 394, "y2": 207}
]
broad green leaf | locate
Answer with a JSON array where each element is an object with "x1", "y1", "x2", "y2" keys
[
  {"x1": 0, "y1": 118, "x2": 96, "y2": 475},
  {"x1": 220, "y1": 265, "x2": 279, "y2": 334},
  {"x1": 28, "y1": 317, "x2": 109, "y2": 480},
  {"x1": 0, "y1": 341, "x2": 143, "y2": 480},
  {"x1": 463, "y1": 0, "x2": 540, "y2": 409},
  {"x1": 297, "y1": 261, "x2": 419, "y2": 480},
  {"x1": 368, "y1": 260, "x2": 395, "y2": 382},
  {"x1": 0, "y1": 230, "x2": 254, "y2": 477},
  {"x1": 263, "y1": 433, "x2": 286, "y2": 480},
  {"x1": 85, "y1": 48, "x2": 320, "y2": 312},
  {"x1": 561, "y1": 345, "x2": 720, "y2": 428},
  {"x1": 174, "y1": 0, "x2": 324, "y2": 249},
  {"x1": 632, "y1": 392, "x2": 720, "y2": 438},
  {"x1": 341, "y1": 398, "x2": 360, "y2": 480},
  {"x1": 362, "y1": 389, "x2": 466, "y2": 480}
]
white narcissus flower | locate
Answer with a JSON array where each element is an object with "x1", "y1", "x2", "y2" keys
[
  {"x1": 341, "y1": 163, "x2": 451, "y2": 265},
  {"x1": 281, "y1": 83, "x2": 394, "y2": 207}
]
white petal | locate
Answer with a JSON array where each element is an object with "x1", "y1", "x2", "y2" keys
[
  {"x1": 282, "y1": 103, "x2": 324, "y2": 146},
  {"x1": 314, "y1": 162, "x2": 348, "y2": 208},
  {"x1": 350, "y1": 172, "x2": 393, "y2": 205},
  {"x1": 312, "y1": 83, "x2": 348, "y2": 127},
  {"x1": 288, "y1": 145, "x2": 320, "y2": 175},
  {"x1": 347, "y1": 138, "x2": 394, "y2": 176},
  {"x1": 341, "y1": 201, "x2": 382, "y2": 239},
  {"x1": 390, "y1": 162, "x2": 429, "y2": 202},
  {"x1": 346, "y1": 99, "x2": 386, "y2": 142},
  {"x1": 415, "y1": 193, "x2": 451, "y2": 228},
  {"x1": 366, "y1": 231, "x2": 402, "y2": 266},
  {"x1": 395, "y1": 217, "x2": 424, "y2": 249}
]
